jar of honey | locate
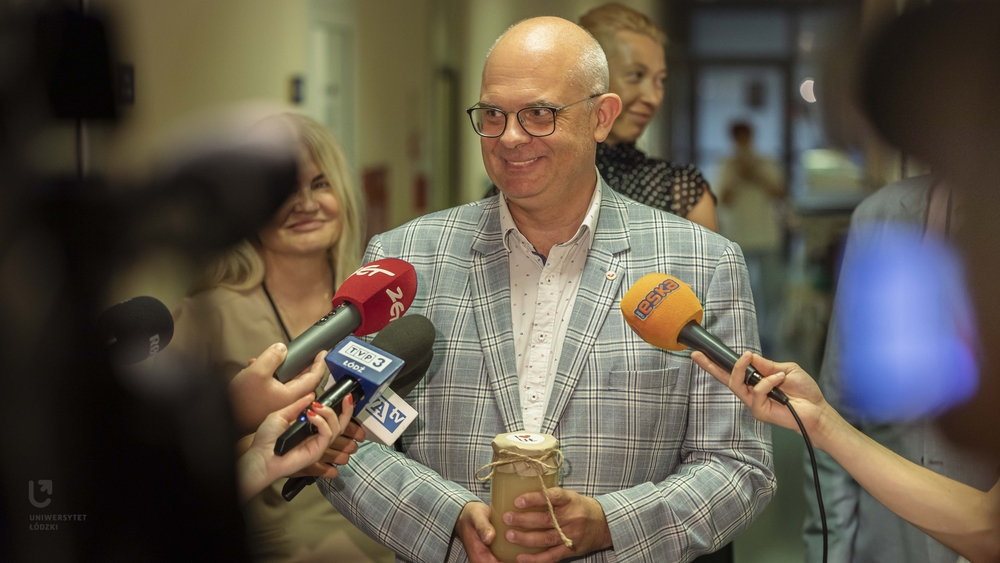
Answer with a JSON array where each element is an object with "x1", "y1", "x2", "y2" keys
[{"x1": 484, "y1": 432, "x2": 561, "y2": 563}]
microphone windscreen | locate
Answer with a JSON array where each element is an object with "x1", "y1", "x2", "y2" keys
[
  {"x1": 333, "y1": 258, "x2": 418, "y2": 335},
  {"x1": 371, "y1": 314, "x2": 435, "y2": 399},
  {"x1": 97, "y1": 296, "x2": 174, "y2": 365},
  {"x1": 620, "y1": 274, "x2": 704, "y2": 351}
]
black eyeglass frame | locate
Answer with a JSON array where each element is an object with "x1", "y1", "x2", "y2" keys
[{"x1": 465, "y1": 92, "x2": 604, "y2": 138}]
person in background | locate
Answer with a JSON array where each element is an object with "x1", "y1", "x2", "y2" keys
[
  {"x1": 170, "y1": 113, "x2": 394, "y2": 563},
  {"x1": 801, "y1": 175, "x2": 998, "y2": 563},
  {"x1": 484, "y1": 3, "x2": 718, "y2": 232},
  {"x1": 715, "y1": 122, "x2": 786, "y2": 354},
  {"x1": 691, "y1": 349, "x2": 1000, "y2": 563},
  {"x1": 580, "y1": 2, "x2": 717, "y2": 231}
]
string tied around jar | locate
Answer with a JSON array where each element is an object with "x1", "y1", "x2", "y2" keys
[{"x1": 475, "y1": 448, "x2": 572, "y2": 549}]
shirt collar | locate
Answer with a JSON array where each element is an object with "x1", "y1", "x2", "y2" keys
[{"x1": 498, "y1": 170, "x2": 602, "y2": 254}]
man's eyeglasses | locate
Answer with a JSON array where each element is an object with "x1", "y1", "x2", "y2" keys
[{"x1": 466, "y1": 93, "x2": 603, "y2": 138}]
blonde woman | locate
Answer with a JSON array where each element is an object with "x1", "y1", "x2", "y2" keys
[
  {"x1": 580, "y1": 3, "x2": 717, "y2": 231},
  {"x1": 172, "y1": 113, "x2": 394, "y2": 563}
]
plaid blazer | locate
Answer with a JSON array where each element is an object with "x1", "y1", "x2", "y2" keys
[{"x1": 321, "y1": 183, "x2": 775, "y2": 563}]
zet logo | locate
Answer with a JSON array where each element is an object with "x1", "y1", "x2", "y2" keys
[
  {"x1": 385, "y1": 286, "x2": 406, "y2": 320},
  {"x1": 366, "y1": 398, "x2": 408, "y2": 432},
  {"x1": 354, "y1": 263, "x2": 396, "y2": 278},
  {"x1": 633, "y1": 278, "x2": 680, "y2": 321},
  {"x1": 28, "y1": 480, "x2": 52, "y2": 508}
]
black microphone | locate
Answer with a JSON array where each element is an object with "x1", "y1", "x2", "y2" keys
[
  {"x1": 96, "y1": 296, "x2": 174, "y2": 366},
  {"x1": 279, "y1": 314, "x2": 435, "y2": 501},
  {"x1": 621, "y1": 273, "x2": 788, "y2": 404}
]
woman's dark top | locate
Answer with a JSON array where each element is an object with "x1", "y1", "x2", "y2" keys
[
  {"x1": 595, "y1": 141, "x2": 713, "y2": 218},
  {"x1": 483, "y1": 142, "x2": 713, "y2": 219}
]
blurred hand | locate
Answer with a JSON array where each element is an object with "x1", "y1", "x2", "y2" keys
[
  {"x1": 455, "y1": 502, "x2": 500, "y2": 563},
  {"x1": 692, "y1": 350, "x2": 838, "y2": 440},
  {"x1": 237, "y1": 392, "x2": 352, "y2": 503},
  {"x1": 504, "y1": 487, "x2": 612, "y2": 563},
  {"x1": 229, "y1": 343, "x2": 327, "y2": 433}
]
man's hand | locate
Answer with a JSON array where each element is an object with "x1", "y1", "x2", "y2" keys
[
  {"x1": 504, "y1": 487, "x2": 612, "y2": 563},
  {"x1": 229, "y1": 343, "x2": 327, "y2": 433},
  {"x1": 455, "y1": 502, "x2": 500, "y2": 563}
]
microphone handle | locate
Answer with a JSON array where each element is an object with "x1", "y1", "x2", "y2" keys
[
  {"x1": 276, "y1": 376, "x2": 365, "y2": 502},
  {"x1": 678, "y1": 321, "x2": 788, "y2": 404},
  {"x1": 273, "y1": 302, "x2": 363, "y2": 383}
]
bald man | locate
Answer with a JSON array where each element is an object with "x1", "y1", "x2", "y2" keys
[{"x1": 320, "y1": 17, "x2": 774, "y2": 563}]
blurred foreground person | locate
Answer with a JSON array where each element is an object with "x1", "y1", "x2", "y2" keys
[
  {"x1": 692, "y1": 350, "x2": 1000, "y2": 563},
  {"x1": 801, "y1": 174, "x2": 996, "y2": 563},
  {"x1": 171, "y1": 113, "x2": 394, "y2": 563}
]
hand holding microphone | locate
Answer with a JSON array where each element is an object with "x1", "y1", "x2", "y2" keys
[
  {"x1": 621, "y1": 273, "x2": 827, "y2": 562},
  {"x1": 620, "y1": 273, "x2": 788, "y2": 404},
  {"x1": 692, "y1": 351, "x2": 835, "y2": 443},
  {"x1": 236, "y1": 392, "x2": 354, "y2": 504},
  {"x1": 229, "y1": 345, "x2": 329, "y2": 434}
]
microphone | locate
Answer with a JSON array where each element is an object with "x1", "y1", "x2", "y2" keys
[
  {"x1": 620, "y1": 273, "x2": 788, "y2": 405},
  {"x1": 273, "y1": 258, "x2": 417, "y2": 383},
  {"x1": 279, "y1": 314, "x2": 435, "y2": 501},
  {"x1": 97, "y1": 296, "x2": 174, "y2": 365}
]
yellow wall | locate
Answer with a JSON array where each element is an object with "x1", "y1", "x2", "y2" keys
[
  {"x1": 94, "y1": 0, "x2": 309, "y2": 180},
  {"x1": 356, "y1": 0, "x2": 431, "y2": 228}
]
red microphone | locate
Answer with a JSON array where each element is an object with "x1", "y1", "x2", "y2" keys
[{"x1": 273, "y1": 258, "x2": 417, "y2": 382}]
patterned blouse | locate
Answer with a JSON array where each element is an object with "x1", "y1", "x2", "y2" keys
[
  {"x1": 484, "y1": 142, "x2": 713, "y2": 219},
  {"x1": 595, "y1": 142, "x2": 713, "y2": 218}
]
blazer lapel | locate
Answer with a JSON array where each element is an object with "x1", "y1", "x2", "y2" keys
[
  {"x1": 542, "y1": 187, "x2": 631, "y2": 435},
  {"x1": 469, "y1": 199, "x2": 524, "y2": 433}
]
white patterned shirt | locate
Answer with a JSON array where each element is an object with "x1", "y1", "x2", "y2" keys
[{"x1": 498, "y1": 178, "x2": 601, "y2": 432}]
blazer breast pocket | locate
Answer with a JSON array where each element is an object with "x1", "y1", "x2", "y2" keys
[
  {"x1": 600, "y1": 367, "x2": 688, "y2": 456},
  {"x1": 604, "y1": 367, "x2": 681, "y2": 391}
]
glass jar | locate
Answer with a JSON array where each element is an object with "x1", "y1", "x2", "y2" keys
[{"x1": 487, "y1": 432, "x2": 560, "y2": 563}]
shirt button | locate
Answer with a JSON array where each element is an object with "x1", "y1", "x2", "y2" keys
[
  {"x1": 545, "y1": 277, "x2": 553, "y2": 284},
  {"x1": 538, "y1": 333, "x2": 546, "y2": 342},
  {"x1": 529, "y1": 392, "x2": 539, "y2": 402}
]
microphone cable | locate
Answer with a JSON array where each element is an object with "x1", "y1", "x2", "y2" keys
[{"x1": 784, "y1": 400, "x2": 827, "y2": 563}]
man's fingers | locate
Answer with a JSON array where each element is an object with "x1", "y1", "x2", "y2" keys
[
  {"x1": 732, "y1": 351, "x2": 753, "y2": 386},
  {"x1": 471, "y1": 504, "x2": 496, "y2": 545},
  {"x1": 517, "y1": 546, "x2": 571, "y2": 563},
  {"x1": 320, "y1": 449, "x2": 352, "y2": 466},
  {"x1": 342, "y1": 421, "x2": 366, "y2": 443},
  {"x1": 504, "y1": 528, "x2": 563, "y2": 548},
  {"x1": 504, "y1": 509, "x2": 556, "y2": 530},
  {"x1": 515, "y1": 488, "x2": 567, "y2": 510},
  {"x1": 328, "y1": 435, "x2": 359, "y2": 454}
]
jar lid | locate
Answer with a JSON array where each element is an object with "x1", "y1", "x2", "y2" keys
[{"x1": 491, "y1": 432, "x2": 559, "y2": 457}]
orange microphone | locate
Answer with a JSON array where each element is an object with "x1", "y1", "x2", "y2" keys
[{"x1": 621, "y1": 273, "x2": 788, "y2": 404}]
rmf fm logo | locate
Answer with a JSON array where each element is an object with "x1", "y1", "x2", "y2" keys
[
  {"x1": 633, "y1": 278, "x2": 680, "y2": 321},
  {"x1": 28, "y1": 480, "x2": 52, "y2": 508}
]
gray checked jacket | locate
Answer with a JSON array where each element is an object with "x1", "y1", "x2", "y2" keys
[{"x1": 320, "y1": 182, "x2": 775, "y2": 563}]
